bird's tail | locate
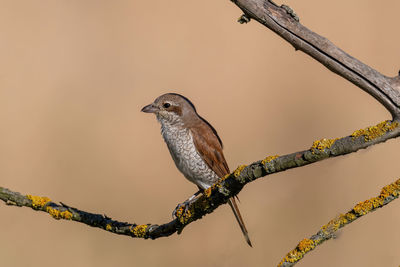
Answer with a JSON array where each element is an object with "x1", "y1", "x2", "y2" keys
[{"x1": 228, "y1": 197, "x2": 252, "y2": 247}]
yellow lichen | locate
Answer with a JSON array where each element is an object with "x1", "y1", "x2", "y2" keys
[
  {"x1": 322, "y1": 178, "x2": 400, "y2": 235},
  {"x1": 62, "y1": 210, "x2": 72, "y2": 219},
  {"x1": 261, "y1": 155, "x2": 279, "y2": 165},
  {"x1": 106, "y1": 224, "x2": 112, "y2": 231},
  {"x1": 351, "y1": 120, "x2": 399, "y2": 141},
  {"x1": 45, "y1": 207, "x2": 73, "y2": 220},
  {"x1": 373, "y1": 198, "x2": 384, "y2": 207},
  {"x1": 204, "y1": 187, "x2": 212, "y2": 197},
  {"x1": 217, "y1": 174, "x2": 230, "y2": 184},
  {"x1": 345, "y1": 212, "x2": 357, "y2": 221},
  {"x1": 278, "y1": 239, "x2": 316, "y2": 266},
  {"x1": 234, "y1": 165, "x2": 247, "y2": 177},
  {"x1": 26, "y1": 195, "x2": 51, "y2": 209},
  {"x1": 353, "y1": 195, "x2": 386, "y2": 214},
  {"x1": 380, "y1": 180, "x2": 400, "y2": 198},
  {"x1": 311, "y1": 138, "x2": 338, "y2": 153},
  {"x1": 353, "y1": 178, "x2": 400, "y2": 215},
  {"x1": 131, "y1": 224, "x2": 148, "y2": 238},
  {"x1": 279, "y1": 251, "x2": 302, "y2": 265},
  {"x1": 321, "y1": 213, "x2": 355, "y2": 236},
  {"x1": 297, "y1": 238, "x2": 316, "y2": 252},
  {"x1": 279, "y1": 178, "x2": 400, "y2": 267},
  {"x1": 175, "y1": 205, "x2": 194, "y2": 224},
  {"x1": 204, "y1": 174, "x2": 230, "y2": 197},
  {"x1": 353, "y1": 200, "x2": 373, "y2": 215}
]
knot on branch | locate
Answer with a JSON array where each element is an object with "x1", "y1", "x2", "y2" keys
[
  {"x1": 237, "y1": 14, "x2": 251, "y2": 24},
  {"x1": 280, "y1": 5, "x2": 299, "y2": 22}
]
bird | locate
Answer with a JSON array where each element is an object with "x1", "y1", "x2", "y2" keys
[{"x1": 141, "y1": 93, "x2": 252, "y2": 247}]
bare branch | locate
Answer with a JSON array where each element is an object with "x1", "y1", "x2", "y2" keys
[
  {"x1": 390, "y1": 75, "x2": 400, "y2": 90},
  {"x1": 277, "y1": 177, "x2": 400, "y2": 267},
  {"x1": 1, "y1": 120, "x2": 399, "y2": 239},
  {"x1": 231, "y1": 0, "x2": 400, "y2": 119}
]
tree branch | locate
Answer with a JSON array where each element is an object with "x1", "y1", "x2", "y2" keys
[
  {"x1": 0, "y1": 187, "x2": 159, "y2": 238},
  {"x1": 231, "y1": 0, "x2": 400, "y2": 119},
  {"x1": 1, "y1": 120, "x2": 399, "y2": 239},
  {"x1": 277, "y1": 177, "x2": 400, "y2": 267}
]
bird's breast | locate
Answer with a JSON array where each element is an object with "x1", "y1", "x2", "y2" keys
[{"x1": 160, "y1": 123, "x2": 218, "y2": 189}]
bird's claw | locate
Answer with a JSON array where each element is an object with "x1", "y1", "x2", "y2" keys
[{"x1": 172, "y1": 198, "x2": 195, "y2": 219}]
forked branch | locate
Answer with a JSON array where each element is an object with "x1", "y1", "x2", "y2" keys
[{"x1": 1, "y1": 2, "x2": 399, "y2": 265}]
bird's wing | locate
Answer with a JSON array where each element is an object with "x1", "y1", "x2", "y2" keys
[
  {"x1": 190, "y1": 121, "x2": 230, "y2": 178},
  {"x1": 190, "y1": 121, "x2": 252, "y2": 247}
]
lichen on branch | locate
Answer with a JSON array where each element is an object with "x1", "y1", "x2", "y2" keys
[
  {"x1": 278, "y1": 177, "x2": 400, "y2": 267},
  {"x1": 1, "y1": 120, "x2": 398, "y2": 241}
]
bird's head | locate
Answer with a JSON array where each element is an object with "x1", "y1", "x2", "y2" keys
[{"x1": 141, "y1": 93, "x2": 198, "y2": 126}]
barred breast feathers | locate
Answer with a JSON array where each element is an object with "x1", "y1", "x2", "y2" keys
[{"x1": 159, "y1": 120, "x2": 218, "y2": 189}]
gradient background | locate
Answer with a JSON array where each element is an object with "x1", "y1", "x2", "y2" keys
[{"x1": 1, "y1": 1, "x2": 400, "y2": 266}]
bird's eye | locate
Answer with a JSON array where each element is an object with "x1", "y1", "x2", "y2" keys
[{"x1": 163, "y1": 103, "x2": 171, "y2": 108}]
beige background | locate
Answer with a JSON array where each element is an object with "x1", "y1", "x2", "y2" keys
[{"x1": 1, "y1": 0, "x2": 400, "y2": 266}]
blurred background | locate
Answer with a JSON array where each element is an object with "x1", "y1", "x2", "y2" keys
[{"x1": 1, "y1": 0, "x2": 400, "y2": 266}]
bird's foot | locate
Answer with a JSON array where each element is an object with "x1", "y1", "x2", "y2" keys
[
  {"x1": 265, "y1": 1, "x2": 299, "y2": 22},
  {"x1": 172, "y1": 190, "x2": 202, "y2": 225},
  {"x1": 172, "y1": 195, "x2": 197, "y2": 222}
]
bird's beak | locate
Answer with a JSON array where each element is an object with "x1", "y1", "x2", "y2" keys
[{"x1": 141, "y1": 103, "x2": 158, "y2": 113}]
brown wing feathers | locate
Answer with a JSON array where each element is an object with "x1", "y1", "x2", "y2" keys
[
  {"x1": 190, "y1": 119, "x2": 252, "y2": 247},
  {"x1": 190, "y1": 122, "x2": 229, "y2": 178}
]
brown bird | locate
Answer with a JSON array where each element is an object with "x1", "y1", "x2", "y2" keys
[{"x1": 141, "y1": 93, "x2": 252, "y2": 246}]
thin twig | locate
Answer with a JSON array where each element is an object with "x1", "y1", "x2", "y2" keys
[{"x1": 278, "y1": 177, "x2": 400, "y2": 267}]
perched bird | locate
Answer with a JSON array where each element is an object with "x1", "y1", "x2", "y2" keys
[{"x1": 141, "y1": 93, "x2": 252, "y2": 246}]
